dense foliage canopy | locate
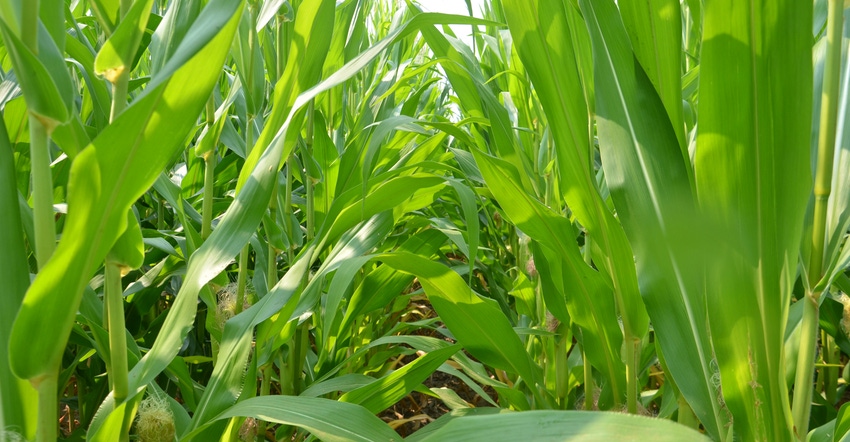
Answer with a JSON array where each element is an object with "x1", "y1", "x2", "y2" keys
[{"x1": 1, "y1": 0, "x2": 848, "y2": 441}]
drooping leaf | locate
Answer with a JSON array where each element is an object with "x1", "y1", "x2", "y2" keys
[
  {"x1": 377, "y1": 252, "x2": 539, "y2": 388},
  {"x1": 184, "y1": 396, "x2": 399, "y2": 442},
  {"x1": 339, "y1": 344, "x2": 460, "y2": 413},
  {"x1": 580, "y1": 0, "x2": 726, "y2": 437},
  {"x1": 414, "y1": 410, "x2": 712, "y2": 442}
]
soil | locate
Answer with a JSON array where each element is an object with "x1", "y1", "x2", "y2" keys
[
  {"x1": 377, "y1": 295, "x2": 499, "y2": 438},
  {"x1": 377, "y1": 364, "x2": 498, "y2": 438}
]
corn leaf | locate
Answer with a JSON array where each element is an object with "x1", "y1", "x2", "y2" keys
[
  {"x1": 339, "y1": 344, "x2": 461, "y2": 413},
  {"x1": 579, "y1": 0, "x2": 726, "y2": 437},
  {"x1": 472, "y1": 149, "x2": 625, "y2": 404},
  {"x1": 94, "y1": 0, "x2": 155, "y2": 82},
  {"x1": 185, "y1": 396, "x2": 399, "y2": 442},
  {"x1": 0, "y1": 22, "x2": 72, "y2": 130},
  {"x1": 617, "y1": 0, "x2": 688, "y2": 162},
  {"x1": 378, "y1": 252, "x2": 539, "y2": 389},
  {"x1": 414, "y1": 410, "x2": 711, "y2": 442},
  {"x1": 500, "y1": 0, "x2": 649, "y2": 345},
  {"x1": 696, "y1": 0, "x2": 813, "y2": 439},
  {"x1": 9, "y1": 0, "x2": 243, "y2": 393},
  {"x1": 0, "y1": 114, "x2": 36, "y2": 440}
]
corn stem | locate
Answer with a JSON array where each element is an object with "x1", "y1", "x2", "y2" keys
[
  {"x1": 625, "y1": 337, "x2": 638, "y2": 414},
  {"x1": 110, "y1": 70, "x2": 130, "y2": 120},
  {"x1": 793, "y1": 0, "x2": 843, "y2": 437},
  {"x1": 236, "y1": 115, "x2": 256, "y2": 314},
  {"x1": 256, "y1": 364, "x2": 274, "y2": 438},
  {"x1": 35, "y1": 374, "x2": 57, "y2": 442},
  {"x1": 202, "y1": 150, "x2": 216, "y2": 240},
  {"x1": 23, "y1": 0, "x2": 55, "y2": 268},
  {"x1": 29, "y1": 115, "x2": 54, "y2": 270},
  {"x1": 284, "y1": 156, "x2": 295, "y2": 263},
  {"x1": 823, "y1": 332, "x2": 838, "y2": 404},
  {"x1": 266, "y1": 185, "x2": 279, "y2": 287},
  {"x1": 104, "y1": 14, "x2": 131, "y2": 439},
  {"x1": 105, "y1": 263, "x2": 129, "y2": 406},
  {"x1": 582, "y1": 344, "x2": 594, "y2": 411},
  {"x1": 304, "y1": 101, "x2": 315, "y2": 241},
  {"x1": 202, "y1": 97, "x2": 216, "y2": 240},
  {"x1": 793, "y1": 293, "x2": 820, "y2": 438},
  {"x1": 22, "y1": 8, "x2": 61, "y2": 440}
]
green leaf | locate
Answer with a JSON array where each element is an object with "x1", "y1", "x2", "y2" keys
[
  {"x1": 106, "y1": 210, "x2": 144, "y2": 271},
  {"x1": 9, "y1": 0, "x2": 244, "y2": 386},
  {"x1": 91, "y1": 11, "x2": 495, "y2": 438},
  {"x1": 819, "y1": 15, "x2": 850, "y2": 290},
  {"x1": 186, "y1": 396, "x2": 399, "y2": 442},
  {"x1": 472, "y1": 149, "x2": 625, "y2": 403},
  {"x1": 89, "y1": 0, "x2": 119, "y2": 32},
  {"x1": 414, "y1": 410, "x2": 712, "y2": 442},
  {"x1": 95, "y1": 0, "x2": 156, "y2": 83},
  {"x1": 187, "y1": 249, "x2": 313, "y2": 432},
  {"x1": 617, "y1": 0, "x2": 688, "y2": 164},
  {"x1": 377, "y1": 252, "x2": 538, "y2": 387},
  {"x1": 0, "y1": 111, "x2": 36, "y2": 440},
  {"x1": 236, "y1": 0, "x2": 336, "y2": 191},
  {"x1": 343, "y1": 229, "x2": 445, "y2": 328},
  {"x1": 696, "y1": 0, "x2": 813, "y2": 439},
  {"x1": 579, "y1": 0, "x2": 726, "y2": 437},
  {"x1": 835, "y1": 402, "x2": 850, "y2": 441},
  {"x1": 500, "y1": 0, "x2": 649, "y2": 346},
  {"x1": 0, "y1": 22, "x2": 72, "y2": 129},
  {"x1": 149, "y1": 0, "x2": 202, "y2": 75},
  {"x1": 340, "y1": 344, "x2": 461, "y2": 413},
  {"x1": 232, "y1": 6, "x2": 265, "y2": 116}
]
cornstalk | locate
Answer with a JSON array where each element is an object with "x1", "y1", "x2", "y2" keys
[
  {"x1": 202, "y1": 97, "x2": 217, "y2": 240},
  {"x1": 823, "y1": 332, "x2": 839, "y2": 404},
  {"x1": 256, "y1": 182, "x2": 280, "y2": 440},
  {"x1": 237, "y1": 0, "x2": 260, "y2": 315},
  {"x1": 256, "y1": 364, "x2": 274, "y2": 439},
  {"x1": 104, "y1": 263, "x2": 129, "y2": 407},
  {"x1": 29, "y1": 114, "x2": 54, "y2": 270},
  {"x1": 792, "y1": 0, "x2": 843, "y2": 437},
  {"x1": 102, "y1": 4, "x2": 134, "y2": 439},
  {"x1": 22, "y1": 0, "x2": 54, "y2": 270},
  {"x1": 303, "y1": 101, "x2": 315, "y2": 241},
  {"x1": 235, "y1": 115, "x2": 255, "y2": 315},
  {"x1": 284, "y1": 156, "x2": 296, "y2": 263},
  {"x1": 581, "y1": 235, "x2": 596, "y2": 411},
  {"x1": 34, "y1": 375, "x2": 57, "y2": 442},
  {"x1": 22, "y1": 2, "x2": 61, "y2": 441},
  {"x1": 202, "y1": 151, "x2": 216, "y2": 239},
  {"x1": 266, "y1": 184, "x2": 280, "y2": 288},
  {"x1": 277, "y1": 11, "x2": 295, "y2": 264},
  {"x1": 624, "y1": 336, "x2": 639, "y2": 414},
  {"x1": 582, "y1": 345, "x2": 594, "y2": 410}
]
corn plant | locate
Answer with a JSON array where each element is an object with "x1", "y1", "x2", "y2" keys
[{"x1": 1, "y1": 0, "x2": 848, "y2": 441}]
